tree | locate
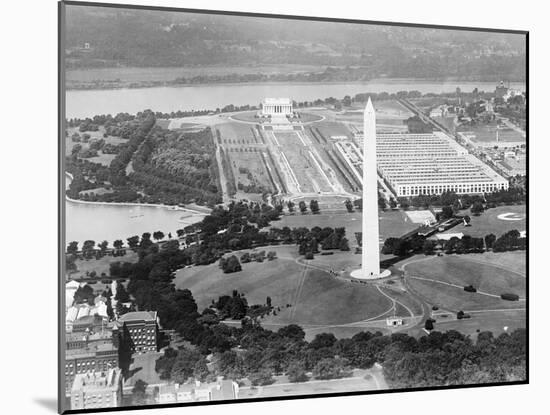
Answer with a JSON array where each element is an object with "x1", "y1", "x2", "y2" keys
[
  {"x1": 98, "y1": 240, "x2": 109, "y2": 252},
  {"x1": 344, "y1": 199, "x2": 354, "y2": 213},
  {"x1": 113, "y1": 239, "x2": 124, "y2": 250},
  {"x1": 310, "y1": 333, "x2": 337, "y2": 350},
  {"x1": 131, "y1": 379, "x2": 148, "y2": 405},
  {"x1": 299, "y1": 201, "x2": 308, "y2": 214},
  {"x1": 82, "y1": 240, "x2": 96, "y2": 256},
  {"x1": 278, "y1": 324, "x2": 305, "y2": 341},
  {"x1": 193, "y1": 357, "x2": 210, "y2": 382},
  {"x1": 485, "y1": 233, "x2": 496, "y2": 250},
  {"x1": 67, "y1": 241, "x2": 79, "y2": 254},
  {"x1": 114, "y1": 282, "x2": 130, "y2": 303},
  {"x1": 425, "y1": 319, "x2": 434, "y2": 331},
  {"x1": 423, "y1": 239, "x2": 436, "y2": 255},
  {"x1": 171, "y1": 349, "x2": 202, "y2": 384},
  {"x1": 267, "y1": 251, "x2": 277, "y2": 260},
  {"x1": 222, "y1": 255, "x2": 242, "y2": 274},
  {"x1": 339, "y1": 237, "x2": 350, "y2": 251},
  {"x1": 153, "y1": 231, "x2": 165, "y2": 242},
  {"x1": 471, "y1": 201, "x2": 485, "y2": 216},
  {"x1": 441, "y1": 206, "x2": 454, "y2": 220},
  {"x1": 287, "y1": 361, "x2": 309, "y2": 383},
  {"x1": 313, "y1": 358, "x2": 347, "y2": 380},
  {"x1": 249, "y1": 368, "x2": 274, "y2": 386},
  {"x1": 127, "y1": 235, "x2": 140, "y2": 249},
  {"x1": 310, "y1": 200, "x2": 320, "y2": 214},
  {"x1": 266, "y1": 296, "x2": 272, "y2": 308},
  {"x1": 287, "y1": 200, "x2": 295, "y2": 213}
]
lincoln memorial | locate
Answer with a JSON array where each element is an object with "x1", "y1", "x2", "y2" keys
[{"x1": 261, "y1": 98, "x2": 293, "y2": 116}]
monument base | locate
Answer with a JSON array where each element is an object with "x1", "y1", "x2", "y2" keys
[{"x1": 350, "y1": 268, "x2": 391, "y2": 280}]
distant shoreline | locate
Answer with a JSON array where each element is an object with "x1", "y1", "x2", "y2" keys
[{"x1": 65, "y1": 77, "x2": 527, "y2": 92}]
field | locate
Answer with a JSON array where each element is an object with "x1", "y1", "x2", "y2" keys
[
  {"x1": 65, "y1": 126, "x2": 127, "y2": 166},
  {"x1": 275, "y1": 210, "x2": 418, "y2": 248},
  {"x1": 174, "y1": 245, "x2": 392, "y2": 328},
  {"x1": 440, "y1": 204, "x2": 526, "y2": 238},
  {"x1": 337, "y1": 100, "x2": 411, "y2": 133},
  {"x1": 69, "y1": 250, "x2": 139, "y2": 280},
  {"x1": 459, "y1": 123, "x2": 525, "y2": 143},
  {"x1": 271, "y1": 131, "x2": 333, "y2": 193},
  {"x1": 405, "y1": 254, "x2": 526, "y2": 311}
]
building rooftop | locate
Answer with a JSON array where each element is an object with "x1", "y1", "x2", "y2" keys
[
  {"x1": 118, "y1": 311, "x2": 157, "y2": 323},
  {"x1": 262, "y1": 97, "x2": 291, "y2": 105},
  {"x1": 71, "y1": 369, "x2": 121, "y2": 392}
]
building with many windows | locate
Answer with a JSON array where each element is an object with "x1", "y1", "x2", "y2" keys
[
  {"x1": 366, "y1": 132, "x2": 508, "y2": 197},
  {"x1": 157, "y1": 380, "x2": 239, "y2": 404},
  {"x1": 118, "y1": 311, "x2": 158, "y2": 354},
  {"x1": 70, "y1": 368, "x2": 122, "y2": 410},
  {"x1": 64, "y1": 330, "x2": 119, "y2": 394}
]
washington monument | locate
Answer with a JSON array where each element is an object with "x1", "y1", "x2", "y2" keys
[{"x1": 351, "y1": 97, "x2": 388, "y2": 279}]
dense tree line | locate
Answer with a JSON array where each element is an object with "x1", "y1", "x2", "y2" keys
[{"x1": 67, "y1": 111, "x2": 222, "y2": 206}]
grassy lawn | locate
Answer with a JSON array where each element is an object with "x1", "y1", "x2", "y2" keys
[
  {"x1": 441, "y1": 204, "x2": 526, "y2": 238},
  {"x1": 429, "y1": 309, "x2": 526, "y2": 341},
  {"x1": 174, "y1": 247, "x2": 391, "y2": 327},
  {"x1": 462, "y1": 251, "x2": 526, "y2": 275},
  {"x1": 69, "y1": 250, "x2": 139, "y2": 280},
  {"x1": 407, "y1": 255, "x2": 525, "y2": 296},
  {"x1": 405, "y1": 254, "x2": 526, "y2": 311},
  {"x1": 275, "y1": 210, "x2": 418, "y2": 246}
]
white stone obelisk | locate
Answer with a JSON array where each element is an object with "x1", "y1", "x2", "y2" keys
[{"x1": 352, "y1": 97, "x2": 387, "y2": 280}]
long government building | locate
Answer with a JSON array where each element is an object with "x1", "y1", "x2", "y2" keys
[
  {"x1": 375, "y1": 132, "x2": 508, "y2": 197},
  {"x1": 342, "y1": 131, "x2": 509, "y2": 197}
]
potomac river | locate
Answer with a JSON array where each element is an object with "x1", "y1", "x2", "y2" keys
[{"x1": 65, "y1": 79, "x2": 525, "y2": 119}]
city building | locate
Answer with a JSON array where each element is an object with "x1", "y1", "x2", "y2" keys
[
  {"x1": 70, "y1": 368, "x2": 122, "y2": 410},
  {"x1": 373, "y1": 132, "x2": 508, "y2": 197},
  {"x1": 66, "y1": 302, "x2": 109, "y2": 332},
  {"x1": 64, "y1": 330, "x2": 119, "y2": 394},
  {"x1": 261, "y1": 98, "x2": 293, "y2": 116},
  {"x1": 158, "y1": 383, "x2": 195, "y2": 404},
  {"x1": 118, "y1": 311, "x2": 158, "y2": 354},
  {"x1": 157, "y1": 380, "x2": 239, "y2": 404},
  {"x1": 499, "y1": 153, "x2": 527, "y2": 176}
]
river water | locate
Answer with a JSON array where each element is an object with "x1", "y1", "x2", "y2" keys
[
  {"x1": 65, "y1": 79, "x2": 525, "y2": 119},
  {"x1": 65, "y1": 176, "x2": 205, "y2": 244},
  {"x1": 64, "y1": 79, "x2": 525, "y2": 244}
]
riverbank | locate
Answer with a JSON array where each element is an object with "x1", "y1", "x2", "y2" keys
[
  {"x1": 65, "y1": 80, "x2": 527, "y2": 119},
  {"x1": 65, "y1": 77, "x2": 527, "y2": 92},
  {"x1": 65, "y1": 173, "x2": 210, "y2": 216}
]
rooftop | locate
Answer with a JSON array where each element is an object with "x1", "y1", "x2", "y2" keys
[
  {"x1": 71, "y1": 369, "x2": 121, "y2": 392},
  {"x1": 118, "y1": 311, "x2": 157, "y2": 323},
  {"x1": 262, "y1": 97, "x2": 291, "y2": 105}
]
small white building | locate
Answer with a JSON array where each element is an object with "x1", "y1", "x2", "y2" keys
[{"x1": 386, "y1": 317, "x2": 403, "y2": 326}]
